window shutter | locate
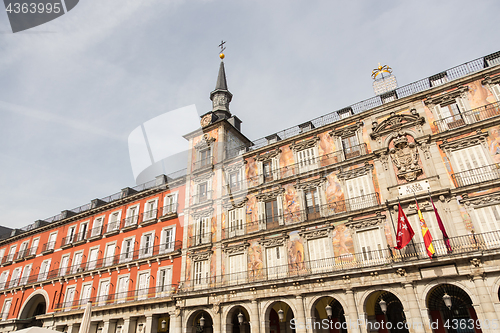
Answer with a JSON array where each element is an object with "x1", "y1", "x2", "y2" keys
[
  {"x1": 451, "y1": 146, "x2": 489, "y2": 173},
  {"x1": 455, "y1": 97, "x2": 469, "y2": 112},
  {"x1": 257, "y1": 161, "x2": 264, "y2": 184},
  {"x1": 473, "y1": 205, "x2": 500, "y2": 233},
  {"x1": 258, "y1": 202, "x2": 266, "y2": 230},
  {"x1": 277, "y1": 195, "x2": 284, "y2": 225},
  {"x1": 491, "y1": 84, "x2": 500, "y2": 102},
  {"x1": 60, "y1": 256, "x2": 69, "y2": 275},
  {"x1": 30, "y1": 239, "x2": 39, "y2": 255},
  {"x1": 21, "y1": 265, "x2": 31, "y2": 285}
]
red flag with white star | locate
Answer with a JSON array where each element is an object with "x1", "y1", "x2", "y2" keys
[{"x1": 395, "y1": 203, "x2": 415, "y2": 250}]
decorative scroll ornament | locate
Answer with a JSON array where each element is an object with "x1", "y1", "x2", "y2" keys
[
  {"x1": 389, "y1": 132, "x2": 422, "y2": 182},
  {"x1": 255, "y1": 148, "x2": 281, "y2": 162},
  {"x1": 191, "y1": 207, "x2": 214, "y2": 219},
  {"x1": 370, "y1": 110, "x2": 425, "y2": 140},
  {"x1": 194, "y1": 134, "x2": 216, "y2": 150},
  {"x1": 439, "y1": 131, "x2": 488, "y2": 153},
  {"x1": 193, "y1": 172, "x2": 214, "y2": 183},
  {"x1": 374, "y1": 148, "x2": 389, "y2": 171},
  {"x1": 258, "y1": 235, "x2": 288, "y2": 247},
  {"x1": 223, "y1": 242, "x2": 249, "y2": 254},
  {"x1": 330, "y1": 121, "x2": 363, "y2": 138},
  {"x1": 407, "y1": 200, "x2": 431, "y2": 213},
  {"x1": 188, "y1": 250, "x2": 212, "y2": 261},
  {"x1": 222, "y1": 197, "x2": 248, "y2": 210},
  {"x1": 296, "y1": 177, "x2": 326, "y2": 190},
  {"x1": 424, "y1": 86, "x2": 469, "y2": 107},
  {"x1": 481, "y1": 75, "x2": 500, "y2": 86},
  {"x1": 337, "y1": 163, "x2": 373, "y2": 181},
  {"x1": 290, "y1": 136, "x2": 320, "y2": 152},
  {"x1": 224, "y1": 161, "x2": 245, "y2": 173},
  {"x1": 256, "y1": 188, "x2": 285, "y2": 201},
  {"x1": 345, "y1": 212, "x2": 386, "y2": 230},
  {"x1": 461, "y1": 192, "x2": 500, "y2": 207},
  {"x1": 299, "y1": 227, "x2": 330, "y2": 240}
]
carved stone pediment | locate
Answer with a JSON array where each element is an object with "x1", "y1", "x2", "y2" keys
[
  {"x1": 330, "y1": 121, "x2": 363, "y2": 138},
  {"x1": 256, "y1": 188, "x2": 285, "y2": 201},
  {"x1": 290, "y1": 136, "x2": 320, "y2": 152},
  {"x1": 407, "y1": 201, "x2": 431, "y2": 214},
  {"x1": 481, "y1": 75, "x2": 500, "y2": 86},
  {"x1": 296, "y1": 177, "x2": 326, "y2": 190},
  {"x1": 346, "y1": 212, "x2": 386, "y2": 230},
  {"x1": 255, "y1": 148, "x2": 281, "y2": 162},
  {"x1": 191, "y1": 207, "x2": 214, "y2": 219},
  {"x1": 370, "y1": 110, "x2": 425, "y2": 140},
  {"x1": 222, "y1": 197, "x2": 248, "y2": 210},
  {"x1": 439, "y1": 131, "x2": 488, "y2": 152},
  {"x1": 188, "y1": 250, "x2": 213, "y2": 261},
  {"x1": 193, "y1": 172, "x2": 214, "y2": 183},
  {"x1": 223, "y1": 242, "x2": 249, "y2": 254},
  {"x1": 194, "y1": 134, "x2": 216, "y2": 150},
  {"x1": 299, "y1": 227, "x2": 331, "y2": 240},
  {"x1": 259, "y1": 236, "x2": 288, "y2": 247},
  {"x1": 461, "y1": 192, "x2": 500, "y2": 207},
  {"x1": 389, "y1": 132, "x2": 422, "y2": 182},
  {"x1": 224, "y1": 161, "x2": 245, "y2": 173},
  {"x1": 337, "y1": 163, "x2": 373, "y2": 181},
  {"x1": 424, "y1": 86, "x2": 469, "y2": 107}
]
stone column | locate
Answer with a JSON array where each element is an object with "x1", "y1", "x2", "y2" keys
[
  {"x1": 67, "y1": 324, "x2": 78, "y2": 333},
  {"x1": 144, "y1": 315, "x2": 157, "y2": 333},
  {"x1": 345, "y1": 289, "x2": 361, "y2": 333},
  {"x1": 102, "y1": 321, "x2": 111, "y2": 333},
  {"x1": 472, "y1": 274, "x2": 500, "y2": 329},
  {"x1": 122, "y1": 318, "x2": 131, "y2": 333},
  {"x1": 249, "y1": 300, "x2": 260, "y2": 333},
  {"x1": 403, "y1": 283, "x2": 428, "y2": 333},
  {"x1": 294, "y1": 295, "x2": 307, "y2": 333},
  {"x1": 170, "y1": 311, "x2": 182, "y2": 333}
]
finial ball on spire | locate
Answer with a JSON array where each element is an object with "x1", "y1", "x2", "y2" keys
[{"x1": 219, "y1": 53, "x2": 225, "y2": 60}]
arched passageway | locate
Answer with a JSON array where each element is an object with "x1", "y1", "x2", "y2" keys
[
  {"x1": 312, "y1": 297, "x2": 346, "y2": 333},
  {"x1": 226, "y1": 306, "x2": 251, "y2": 333},
  {"x1": 18, "y1": 293, "x2": 47, "y2": 329},
  {"x1": 365, "y1": 291, "x2": 408, "y2": 333},
  {"x1": 188, "y1": 310, "x2": 214, "y2": 333},
  {"x1": 265, "y1": 301, "x2": 295, "y2": 333},
  {"x1": 427, "y1": 284, "x2": 480, "y2": 333}
]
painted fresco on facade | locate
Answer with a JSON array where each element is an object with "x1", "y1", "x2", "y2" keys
[
  {"x1": 331, "y1": 224, "x2": 354, "y2": 259},
  {"x1": 318, "y1": 131, "x2": 337, "y2": 166},
  {"x1": 423, "y1": 104, "x2": 438, "y2": 134},
  {"x1": 325, "y1": 172, "x2": 345, "y2": 214},
  {"x1": 279, "y1": 144, "x2": 295, "y2": 178},
  {"x1": 488, "y1": 125, "x2": 500, "y2": 163},
  {"x1": 245, "y1": 157, "x2": 259, "y2": 187},
  {"x1": 457, "y1": 199, "x2": 474, "y2": 232},
  {"x1": 246, "y1": 194, "x2": 259, "y2": 234},
  {"x1": 287, "y1": 231, "x2": 306, "y2": 276},
  {"x1": 211, "y1": 215, "x2": 217, "y2": 243},
  {"x1": 248, "y1": 240, "x2": 264, "y2": 280},
  {"x1": 210, "y1": 249, "x2": 217, "y2": 284},
  {"x1": 466, "y1": 79, "x2": 496, "y2": 108},
  {"x1": 185, "y1": 257, "x2": 192, "y2": 287},
  {"x1": 283, "y1": 184, "x2": 301, "y2": 224}
]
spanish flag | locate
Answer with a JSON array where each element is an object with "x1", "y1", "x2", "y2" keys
[{"x1": 415, "y1": 197, "x2": 435, "y2": 257}]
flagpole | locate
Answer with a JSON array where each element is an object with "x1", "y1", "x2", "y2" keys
[
  {"x1": 386, "y1": 199, "x2": 402, "y2": 261},
  {"x1": 399, "y1": 196, "x2": 418, "y2": 259}
]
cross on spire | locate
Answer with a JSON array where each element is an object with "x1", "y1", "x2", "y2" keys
[{"x1": 219, "y1": 40, "x2": 226, "y2": 54}]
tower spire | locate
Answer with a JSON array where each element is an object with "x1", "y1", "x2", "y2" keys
[{"x1": 210, "y1": 41, "x2": 232, "y2": 119}]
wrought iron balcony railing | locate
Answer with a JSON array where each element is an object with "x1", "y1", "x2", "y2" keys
[
  {"x1": 188, "y1": 232, "x2": 212, "y2": 247},
  {"x1": 54, "y1": 285, "x2": 178, "y2": 312},
  {"x1": 451, "y1": 163, "x2": 500, "y2": 188},
  {"x1": 41, "y1": 241, "x2": 56, "y2": 253},
  {"x1": 180, "y1": 230, "x2": 500, "y2": 293},
  {"x1": 192, "y1": 191, "x2": 213, "y2": 205},
  {"x1": 433, "y1": 101, "x2": 500, "y2": 133},
  {"x1": 193, "y1": 157, "x2": 214, "y2": 171}
]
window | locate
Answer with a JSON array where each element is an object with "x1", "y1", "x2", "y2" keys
[
  {"x1": 116, "y1": 276, "x2": 129, "y2": 304},
  {"x1": 0, "y1": 248, "x2": 5, "y2": 262},
  {"x1": 144, "y1": 199, "x2": 158, "y2": 221},
  {"x1": 30, "y1": 238, "x2": 39, "y2": 256},
  {"x1": 81, "y1": 283, "x2": 92, "y2": 303},
  {"x1": 66, "y1": 226, "x2": 76, "y2": 244},
  {"x1": 228, "y1": 207, "x2": 245, "y2": 237},
  {"x1": 47, "y1": 232, "x2": 57, "y2": 250},
  {"x1": 304, "y1": 188, "x2": 321, "y2": 220},
  {"x1": 450, "y1": 145, "x2": 495, "y2": 186},
  {"x1": 1, "y1": 299, "x2": 12, "y2": 320},
  {"x1": 7, "y1": 245, "x2": 16, "y2": 262},
  {"x1": 160, "y1": 227, "x2": 176, "y2": 253},
  {"x1": 194, "y1": 217, "x2": 210, "y2": 246},
  {"x1": 472, "y1": 205, "x2": 500, "y2": 234},
  {"x1": 228, "y1": 253, "x2": 246, "y2": 285},
  {"x1": 258, "y1": 157, "x2": 279, "y2": 183},
  {"x1": 60, "y1": 255, "x2": 70, "y2": 276},
  {"x1": 20, "y1": 264, "x2": 32, "y2": 285},
  {"x1": 193, "y1": 260, "x2": 209, "y2": 288},
  {"x1": 140, "y1": 232, "x2": 154, "y2": 258},
  {"x1": 228, "y1": 171, "x2": 241, "y2": 191},
  {"x1": 258, "y1": 197, "x2": 284, "y2": 229},
  {"x1": 491, "y1": 84, "x2": 500, "y2": 101},
  {"x1": 71, "y1": 252, "x2": 83, "y2": 274},
  {"x1": 17, "y1": 241, "x2": 29, "y2": 259},
  {"x1": 121, "y1": 238, "x2": 135, "y2": 262},
  {"x1": 198, "y1": 182, "x2": 209, "y2": 203},
  {"x1": 163, "y1": 194, "x2": 178, "y2": 215},
  {"x1": 434, "y1": 98, "x2": 470, "y2": 131},
  {"x1": 9, "y1": 267, "x2": 22, "y2": 288},
  {"x1": 97, "y1": 280, "x2": 110, "y2": 306},
  {"x1": 91, "y1": 217, "x2": 104, "y2": 237},
  {"x1": 125, "y1": 205, "x2": 139, "y2": 227},
  {"x1": 308, "y1": 237, "x2": 333, "y2": 273},
  {"x1": 107, "y1": 211, "x2": 122, "y2": 232},
  {"x1": 199, "y1": 148, "x2": 211, "y2": 167},
  {"x1": 78, "y1": 222, "x2": 89, "y2": 241},
  {"x1": 38, "y1": 259, "x2": 51, "y2": 281},
  {"x1": 137, "y1": 272, "x2": 150, "y2": 300},
  {"x1": 341, "y1": 135, "x2": 361, "y2": 159},
  {"x1": 357, "y1": 228, "x2": 385, "y2": 261},
  {"x1": 0, "y1": 271, "x2": 9, "y2": 289},
  {"x1": 297, "y1": 147, "x2": 318, "y2": 173},
  {"x1": 64, "y1": 286, "x2": 76, "y2": 310},
  {"x1": 157, "y1": 267, "x2": 173, "y2": 296},
  {"x1": 104, "y1": 243, "x2": 116, "y2": 267},
  {"x1": 87, "y1": 247, "x2": 99, "y2": 270},
  {"x1": 345, "y1": 175, "x2": 375, "y2": 210},
  {"x1": 266, "y1": 246, "x2": 287, "y2": 279}
]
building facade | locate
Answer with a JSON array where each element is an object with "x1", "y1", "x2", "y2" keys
[{"x1": 1, "y1": 50, "x2": 500, "y2": 333}]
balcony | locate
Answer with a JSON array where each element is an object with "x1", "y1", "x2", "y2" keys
[
  {"x1": 122, "y1": 216, "x2": 139, "y2": 232},
  {"x1": 87, "y1": 225, "x2": 103, "y2": 241},
  {"x1": 61, "y1": 234, "x2": 75, "y2": 249},
  {"x1": 433, "y1": 101, "x2": 500, "y2": 133},
  {"x1": 192, "y1": 191, "x2": 213, "y2": 205},
  {"x1": 104, "y1": 221, "x2": 120, "y2": 236},
  {"x1": 0, "y1": 241, "x2": 182, "y2": 291},
  {"x1": 180, "y1": 230, "x2": 500, "y2": 293},
  {"x1": 41, "y1": 241, "x2": 56, "y2": 254},
  {"x1": 1, "y1": 254, "x2": 15, "y2": 266},
  {"x1": 141, "y1": 209, "x2": 159, "y2": 226},
  {"x1": 160, "y1": 203, "x2": 178, "y2": 220},
  {"x1": 221, "y1": 193, "x2": 381, "y2": 239},
  {"x1": 193, "y1": 156, "x2": 214, "y2": 172},
  {"x1": 54, "y1": 285, "x2": 178, "y2": 312},
  {"x1": 73, "y1": 231, "x2": 87, "y2": 246},
  {"x1": 188, "y1": 232, "x2": 212, "y2": 247},
  {"x1": 451, "y1": 163, "x2": 500, "y2": 188}
]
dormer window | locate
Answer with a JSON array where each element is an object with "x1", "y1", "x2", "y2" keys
[
  {"x1": 298, "y1": 121, "x2": 315, "y2": 133},
  {"x1": 337, "y1": 107, "x2": 353, "y2": 120},
  {"x1": 266, "y1": 134, "x2": 281, "y2": 145},
  {"x1": 429, "y1": 72, "x2": 448, "y2": 87}
]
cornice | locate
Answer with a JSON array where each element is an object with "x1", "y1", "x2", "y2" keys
[
  {"x1": 188, "y1": 250, "x2": 213, "y2": 261},
  {"x1": 337, "y1": 163, "x2": 373, "y2": 181},
  {"x1": 481, "y1": 74, "x2": 500, "y2": 86},
  {"x1": 330, "y1": 121, "x2": 363, "y2": 138}
]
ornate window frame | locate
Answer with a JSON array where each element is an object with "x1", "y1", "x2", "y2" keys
[
  {"x1": 290, "y1": 136, "x2": 320, "y2": 173},
  {"x1": 255, "y1": 148, "x2": 281, "y2": 184},
  {"x1": 256, "y1": 188, "x2": 285, "y2": 230}
]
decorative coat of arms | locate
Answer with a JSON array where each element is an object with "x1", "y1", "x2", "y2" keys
[{"x1": 389, "y1": 132, "x2": 422, "y2": 181}]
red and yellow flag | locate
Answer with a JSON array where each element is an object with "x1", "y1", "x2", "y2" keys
[{"x1": 416, "y1": 199, "x2": 435, "y2": 257}]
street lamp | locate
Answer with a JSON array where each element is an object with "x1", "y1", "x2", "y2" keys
[
  {"x1": 200, "y1": 315, "x2": 205, "y2": 328},
  {"x1": 161, "y1": 320, "x2": 167, "y2": 330},
  {"x1": 379, "y1": 299, "x2": 387, "y2": 314},
  {"x1": 325, "y1": 304, "x2": 333, "y2": 319},
  {"x1": 443, "y1": 293, "x2": 452, "y2": 310},
  {"x1": 238, "y1": 312, "x2": 244, "y2": 325},
  {"x1": 278, "y1": 309, "x2": 284, "y2": 322}
]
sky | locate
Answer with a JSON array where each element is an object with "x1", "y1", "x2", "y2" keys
[{"x1": 0, "y1": 0, "x2": 499, "y2": 229}]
